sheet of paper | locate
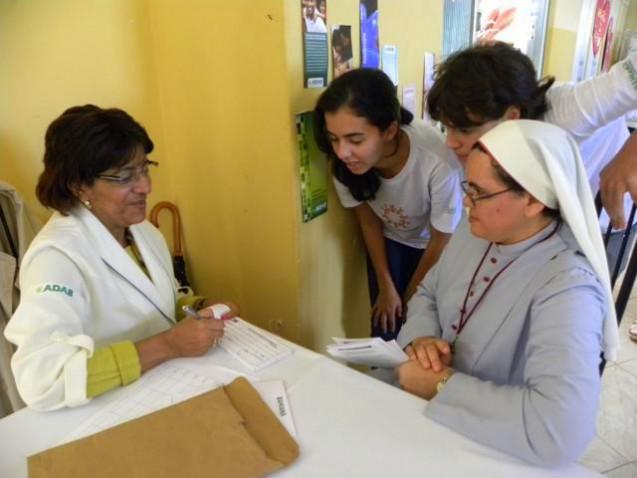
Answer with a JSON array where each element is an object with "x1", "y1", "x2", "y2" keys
[
  {"x1": 220, "y1": 318, "x2": 294, "y2": 371},
  {"x1": 422, "y1": 51, "x2": 435, "y2": 123},
  {"x1": 402, "y1": 84, "x2": 417, "y2": 115},
  {"x1": 63, "y1": 365, "x2": 243, "y2": 443},
  {"x1": 381, "y1": 44, "x2": 399, "y2": 85},
  {"x1": 253, "y1": 380, "x2": 297, "y2": 437},
  {"x1": 326, "y1": 337, "x2": 408, "y2": 368},
  {"x1": 63, "y1": 364, "x2": 297, "y2": 443}
]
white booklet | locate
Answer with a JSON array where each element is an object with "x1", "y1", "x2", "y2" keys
[
  {"x1": 253, "y1": 380, "x2": 297, "y2": 437},
  {"x1": 220, "y1": 317, "x2": 294, "y2": 371},
  {"x1": 326, "y1": 337, "x2": 408, "y2": 368}
]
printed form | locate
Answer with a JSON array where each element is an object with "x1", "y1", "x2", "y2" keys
[
  {"x1": 326, "y1": 337, "x2": 408, "y2": 368},
  {"x1": 220, "y1": 318, "x2": 294, "y2": 371},
  {"x1": 64, "y1": 367, "x2": 296, "y2": 445}
]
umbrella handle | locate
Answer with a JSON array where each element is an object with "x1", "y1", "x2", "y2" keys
[{"x1": 149, "y1": 201, "x2": 184, "y2": 255}]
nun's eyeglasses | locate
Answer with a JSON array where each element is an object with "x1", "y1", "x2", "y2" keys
[{"x1": 461, "y1": 180, "x2": 513, "y2": 205}]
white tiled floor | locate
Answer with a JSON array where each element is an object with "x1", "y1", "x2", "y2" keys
[{"x1": 579, "y1": 303, "x2": 637, "y2": 475}]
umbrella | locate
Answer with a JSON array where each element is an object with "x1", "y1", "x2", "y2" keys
[{"x1": 149, "y1": 201, "x2": 190, "y2": 289}]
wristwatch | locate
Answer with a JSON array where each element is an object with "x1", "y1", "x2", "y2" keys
[{"x1": 436, "y1": 369, "x2": 455, "y2": 394}]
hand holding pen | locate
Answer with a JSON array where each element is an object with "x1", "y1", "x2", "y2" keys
[
  {"x1": 182, "y1": 303, "x2": 237, "y2": 321},
  {"x1": 136, "y1": 302, "x2": 240, "y2": 371},
  {"x1": 179, "y1": 302, "x2": 239, "y2": 350}
]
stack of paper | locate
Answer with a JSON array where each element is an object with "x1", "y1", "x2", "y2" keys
[
  {"x1": 220, "y1": 318, "x2": 294, "y2": 371},
  {"x1": 326, "y1": 337, "x2": 408, "y2": 368}
]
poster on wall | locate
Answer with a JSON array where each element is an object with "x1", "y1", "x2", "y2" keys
[
  {"x1": 360, "y1": 0, "x2": 380, "y2": 68},
  {"x1": 302, "y1": 0, "x2": 329, "y2": 88},
  {"x1": 572, "y1": 0, "x2": 627, "y2": 81},
  {"x1": 472, "y1": 0, "x2": 550, "y2": 75},
  {"x1": 599, "y1": 0, "x2": 624, "y2": 73},
  {"x1": 332, "y1": 25, "x2": 354, "y2": 78},
  {"x1": 402, "y1": 84, "x2": 417, "y2": 116},
  {"x1": 296, "y1": 112, "x2": 328, "y2": 222},
  {"x1": 381, "y1": 45, "x2": 398, "y2": 85},
  {"x1": 421, "y1": 52, "x2": 435, "y2": 124}
]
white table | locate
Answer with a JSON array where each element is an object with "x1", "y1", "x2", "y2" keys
[{"x1": 0, "y1": 340, "x2": 600, "y2": 478}]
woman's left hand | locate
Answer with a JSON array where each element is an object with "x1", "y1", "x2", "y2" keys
[{"x1": 396, "y1": 360, "x2": 453, "y2": 400}]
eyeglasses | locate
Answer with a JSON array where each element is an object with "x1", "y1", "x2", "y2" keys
[
  {"x1": 97, "y1": 160, "x2": 158, "y2": 186},
  {"x1": 461, "y1": 180, "x2": 513, "y2": 205}
]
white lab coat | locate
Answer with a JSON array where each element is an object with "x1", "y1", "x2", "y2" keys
[{"x1": 4, "y1": 206, "x2": 178, "y2": 411}]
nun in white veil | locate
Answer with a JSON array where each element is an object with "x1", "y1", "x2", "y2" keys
[{"x1": 397, "y1": 120, "x2": 617, "y2": 466}]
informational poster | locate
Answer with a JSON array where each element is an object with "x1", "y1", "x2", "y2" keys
[
  {"x1": 572, "y1": 0, "x2": 627, "y2": 81},
  {"x1": 598, "y1": 0, "x2": 624, "y2": 73},
  {"x1": 296, "y1": 112, "x2": 328, "y2": 222},
  {"x1": 442, "y1": 0, "x2": 474, "y2": 57},
  {"x1": 402, "y1": 84, "x2": 417, "y2": 116},
  {"x1": 381, "y1": 45, "x2": 398, "y2": 85},
  {"x1": 360, "y1": 0, "x2": 380, "y2": 68},
  {"x1": 472, "y1": 0, "x2": 549, "y2": 75},
  {"x1": 331, "y1": 25, "x2": 353, "y2": 78},
  {"x1": 302, "y1": 0, "x2": 329, "y2": 88}
]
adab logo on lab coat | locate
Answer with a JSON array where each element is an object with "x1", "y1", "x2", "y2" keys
[{"x1": 35, "y1": 284, "x2": 74, "y2": 297}]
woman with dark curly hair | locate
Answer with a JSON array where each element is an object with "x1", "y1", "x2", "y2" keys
[{"x1": 5, "y1": 105, "x2": 237, "y2": 410}]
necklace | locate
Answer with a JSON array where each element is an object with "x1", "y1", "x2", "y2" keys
[
  {"x1": 451, "y1": 223, "x2": 560, "y2": 349},
  {"x1": 125, "y1": 229, "x2": 146, "y2": 268}
]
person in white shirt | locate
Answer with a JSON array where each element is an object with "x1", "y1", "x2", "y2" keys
[
  {"x1": 427, "y1": 41, "x2": 637, "y2": 278},
  {"x1": 313, "y1": 69, "x2": 462, "y2": 340}
]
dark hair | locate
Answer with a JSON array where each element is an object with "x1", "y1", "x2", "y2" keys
[
  {"x1": 36, "y1": 104, "x2": 154, "y2": 214},
  {"x1": 313, "y1": 68, "x2": 413, "y2": 201},
  {"x1": 477, "y1": 144, "x2": 560, "y2": 220},
  {"x1": 427, "y1": 42, "x2": 555, "y2": 128}
]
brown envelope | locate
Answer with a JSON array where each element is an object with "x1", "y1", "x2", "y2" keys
[{"x1": 28, "y1": 377, "x2": 299, "y2": 477}]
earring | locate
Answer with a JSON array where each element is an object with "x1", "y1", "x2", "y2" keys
[{"x1": 82, "y1": 199, "x2": 92, "y2": 210}]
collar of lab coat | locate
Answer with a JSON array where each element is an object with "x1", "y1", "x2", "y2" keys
[{"x1": 74, "y1": 206, "x2": 176, "y2": 323}]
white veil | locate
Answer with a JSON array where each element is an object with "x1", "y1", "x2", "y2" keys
[{"x1": 479, "y1": 120, "x2": 618, "y2": 361}]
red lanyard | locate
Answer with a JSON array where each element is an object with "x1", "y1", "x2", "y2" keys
[{"x1": 452, "y1": 224, "x2": 559, "y2": 343}]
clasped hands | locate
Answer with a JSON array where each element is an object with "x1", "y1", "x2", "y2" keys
[{"x1": 396, "y1": 336, "x2": 454, "y2": 400}]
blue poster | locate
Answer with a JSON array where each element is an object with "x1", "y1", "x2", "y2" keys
[{"x1": 360, "y1": 0, "x2": 379, "y2": 69}]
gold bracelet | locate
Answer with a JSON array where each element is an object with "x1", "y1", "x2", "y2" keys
[{"x1": 436, "y1": 369, "x2": 455, "y2": 394}]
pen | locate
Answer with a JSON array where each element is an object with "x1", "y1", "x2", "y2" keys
[
  {"x1": 182, "y1": 304, "x2": 232, "y2": 320},
  {"x1": 182, "y1": 305, "x2": 203, "y2": 319}
]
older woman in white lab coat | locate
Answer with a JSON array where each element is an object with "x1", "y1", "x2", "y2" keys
[
  {"x1": 397, "y1": 120, "x2": 617, "y2": 466},
  {"x1": 5, "y1": 105, "x2": 237, "y2": 411}
]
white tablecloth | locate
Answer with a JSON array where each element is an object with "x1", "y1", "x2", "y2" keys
[{"x1": 0, "y1": 339, "x2": 600, "y2": 478}]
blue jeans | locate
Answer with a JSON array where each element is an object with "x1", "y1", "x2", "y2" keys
[{"x1": 366, "y1": 237, "x2": 424, "y2": 341}]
